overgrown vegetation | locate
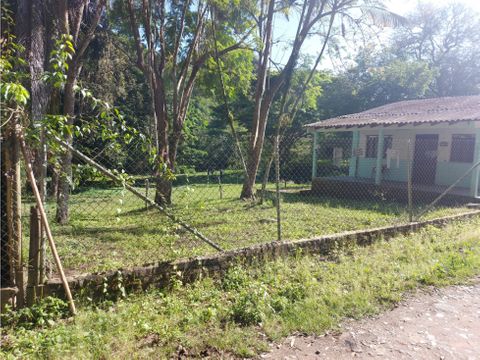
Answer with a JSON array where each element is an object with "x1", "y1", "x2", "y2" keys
[{"x1": 4, "y1": 218, "x2": 479, "y2": 358}]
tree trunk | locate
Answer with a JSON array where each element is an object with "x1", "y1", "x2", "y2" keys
[
  {"x1": 240, "y1": 97, "x2": 272, "y2": 199},
  {"x1": 152, "y1": 79, "x2": 173, "y2": 206},
  {"x1": 154, "y1": 175, "x2": 172, "y2": 205},
  {"x1": 30, "y1": 0, "x2": 50, "y2": 201},
  {"x1": 55, "y1": 77, "x2": 75, "y2": 224}
]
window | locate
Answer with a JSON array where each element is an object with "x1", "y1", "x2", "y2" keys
[
  {"x1": 450, "y1": 134, "x2": 475, "y2": 163},
  {"x1": 365, "y1": 135, "x2": 393, "y2": 158}
]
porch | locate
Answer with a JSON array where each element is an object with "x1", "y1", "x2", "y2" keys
[
  {"x1": 306, "y1": 96, "x2": 480, "y2": 203},
  {"x1": 311, "y1": 176, "x2": 480, "y2": 204}
]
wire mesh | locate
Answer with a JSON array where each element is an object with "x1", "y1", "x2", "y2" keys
[{"x1": 11, "y1": 127, "x2": 480, "y2": 279}]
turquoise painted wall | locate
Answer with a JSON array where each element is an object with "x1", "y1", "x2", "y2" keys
[
  {"x1": 356, "y1": 158, "x2": 377, "y2": 179},
  {"x1": 352, "y1": 158, "x2": 472, "y2": 187},
  {"x1": 435, "y1": 162, "x2": 472, "y2": 188}
]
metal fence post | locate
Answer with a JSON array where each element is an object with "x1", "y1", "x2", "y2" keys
[
  {"x1": 275, "y1": 135, "x2": 282, "y2": 242},
  {"x1": 312, "y1": 131, "x2": 319, "y2": 179},
  {"x1": 407, "y1": 138, "x2": 413, "y2": 222},
  {"x1": 470, "y1": 130, "x2": 480, "y2": 198}
]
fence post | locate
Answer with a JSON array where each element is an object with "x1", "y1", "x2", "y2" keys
[
  {"x1": 26, "y1": 207, "x2": 42, "y2": 306},
  {"x1": 218, "y1": 171, "x2": 223, "y2": 199},
  {"x1": 312, "y1": 131, "x2": 318, "y2": 179},
  {"x1": 275, "y1": 135, "x2": 282, "y2": 242},
  {"x1": 145, "y1": 179, "x2": 149, "y2": 209},
  {"x1": 4, "y1": 123, "x2": 25, "y2": 307},
  {"x1": 406, "y1": 138, "x2": 413, "y2": 222}
]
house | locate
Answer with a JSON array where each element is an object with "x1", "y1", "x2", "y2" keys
[{"x1": 305, "y1": 96, "x2": 480, "y2": 202}]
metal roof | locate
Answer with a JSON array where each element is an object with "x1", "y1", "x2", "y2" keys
[{"x1": 305, "y1": 95, "x2": 480, "y2": 129}]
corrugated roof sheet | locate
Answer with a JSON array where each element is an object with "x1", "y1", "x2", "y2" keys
[{"x1": 305, "y1": 95, "x2": 480, "y2": 129}]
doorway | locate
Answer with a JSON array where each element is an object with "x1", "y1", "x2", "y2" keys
[{"x1": 412, "y1": 134, "x2": 439, "y2": 185}]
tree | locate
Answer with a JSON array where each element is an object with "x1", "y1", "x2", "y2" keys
[
  {"x1": 55, "y1": 0, "x2": 107, "y2": 224},
  {"x1": 240, "y1": 0, "x2": 403, "y2": 199},
  {"x1": 392, "y1": 2, "x2": 480, "y2": 96},
  {"x1": 9, "y1": 0, "x2": 55, "y2": 200},
  {"x1": 123, "y1": 0, "x2": 253, "y2": 205},
  {"x1": 316, "y1": 50, "x2": 436, "y2": 118}
]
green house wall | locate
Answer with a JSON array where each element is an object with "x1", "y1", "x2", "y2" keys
[{"x1": 350, "y1": 126, "x2": 479, "y2": 189}]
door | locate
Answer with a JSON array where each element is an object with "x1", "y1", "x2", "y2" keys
[{"x1": 412, "y1": 134, "x2": 439, "y2": 185}]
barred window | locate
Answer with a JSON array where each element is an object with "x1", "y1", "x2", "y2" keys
[
  {"x1": 366, "y1": 135, "x2": 393, "y2": 158},
  {"x1": 450, "y1": 134, "x2": 475, "y2": 163}
]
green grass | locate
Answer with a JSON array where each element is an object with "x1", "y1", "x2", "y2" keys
[
  {"x1": 24, "y1": 182, "x2": 471, "y2": 275},
  {"x1": 4, "y1": 218, "x2": 480, "y2": 359}
]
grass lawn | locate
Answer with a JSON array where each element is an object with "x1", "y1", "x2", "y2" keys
[
  {"x1": 3, "y1": 217, "x2": 480, "y2": 359},
  {"x1": 25, "y1": 181, "x2": 471, "y2": 275}
]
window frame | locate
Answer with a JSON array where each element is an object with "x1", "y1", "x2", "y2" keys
[
  {"x1": 365, "y1": 135, "x2": 393, "y2": 159},
  {"x1": 450, "y1": 134, "x2": 475, "y2": 163}
]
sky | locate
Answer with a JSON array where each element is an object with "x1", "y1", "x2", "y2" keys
[
  {"x1": 387, "y1": 0, "x2": 480, "y2": 15},
  {"x1": 271, "y1": 0, "x2": 480, "y2": 68}
]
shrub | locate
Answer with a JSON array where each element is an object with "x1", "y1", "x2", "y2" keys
[{"x1": 1, "y1": 297, "x2": 69, "y2": 330}]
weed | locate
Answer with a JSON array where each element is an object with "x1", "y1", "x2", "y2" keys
[
  {"x1": 1, "y1": 297, "x2": 69, "y2": 330},
  {"x1": 3, "y1": 218, "x2": 480, "y2": 359}
]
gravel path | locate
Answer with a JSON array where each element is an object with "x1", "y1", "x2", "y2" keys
[{"x1": 262, "y1": 278, "x2": 480, "y2": 359}]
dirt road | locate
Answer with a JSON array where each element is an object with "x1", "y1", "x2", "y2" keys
[{"x1": 263, "y1": 278, "x2": 480, "y2": 359}]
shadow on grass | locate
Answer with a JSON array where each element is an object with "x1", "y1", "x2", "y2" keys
[
  {"x1": 53, "y1": 223, "x2": 176, "y2": 242},
  {"x1": 278, "y1": 192, "x2": 407, "y2": 216}
]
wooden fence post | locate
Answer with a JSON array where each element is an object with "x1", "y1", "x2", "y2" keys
[
  {"x1": 26, "y1": 207, "x2": 42, "y2": 306},
  {"x1": 4, "y1": 123, "x2": 25, "y2": 308},
  {"x1": 145, "y1": 179, "x2": 149, "y2": 209}
]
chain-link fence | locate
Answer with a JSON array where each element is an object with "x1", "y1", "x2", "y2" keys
[{"x1": 2, "y1": 126, "x2": 479, "y2": 296}]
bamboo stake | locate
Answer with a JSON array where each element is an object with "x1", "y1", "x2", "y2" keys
[
  {"x1": 16, "y1": 127, "x2": 76, "y2": 315},
  {"x1": 51, "y1": 135, "x2": 224, "y2": 252}
]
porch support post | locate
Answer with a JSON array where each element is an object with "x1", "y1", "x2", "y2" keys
[
  {"x1": 312, "y1": 131, "x2": 319, "y2": 179},
  {"x1": 349, "y1": 130, "x2": 359, "y2": 177},
  {"x1": 470, "y1": 129, "x2": 480, "y2": 197},
  {"x1": 375, "y1": 128, "x2": 384, "y2": 185}
]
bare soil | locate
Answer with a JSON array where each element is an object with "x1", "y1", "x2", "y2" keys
[{"x1": 263, "y1": 277, "x2": 480, "y2": 359}]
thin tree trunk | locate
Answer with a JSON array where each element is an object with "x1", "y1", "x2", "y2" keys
[
  {"x1": 153, "y1": 81, "x2": 173, "y2": 205},
  {"x1": 30, "y1": 0, "x2": 50, "y2": 201},
  {"x1": 241, "y1": 98, "x2": 273, "y2": 199},
  {"x1": 56, "y1": 77, "x2": 75, "y2": 224}
]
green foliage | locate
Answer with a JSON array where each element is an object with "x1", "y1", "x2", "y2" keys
[
  {"x1": 1, "y1": 297, "x2": 69, "y2": 330},
  {"x1": 2, "y1": 219, "x2": 480, "y2": 358},
  {"x1": 316, "y1": 51, "x2": 436, "y2": 119},
  {"x1": 0, "y1": 7, "x2": 29, "y2": 113},
  {"x1": 231, "y1": 288, "x2": 265, "y2": 325},
  {"x1": 43, "y1": 34, "x2": 74, "y2": 88}
]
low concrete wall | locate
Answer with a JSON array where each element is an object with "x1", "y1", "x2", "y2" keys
[{"x1": 44, "y1": 210, "x2": 480, "y2": 301}]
